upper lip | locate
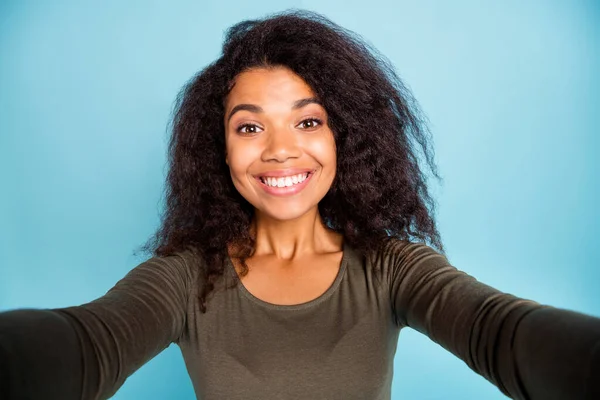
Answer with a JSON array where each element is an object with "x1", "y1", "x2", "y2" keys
[{"x1": 254, "y1": 168, "x2": 314, "y2": 178}]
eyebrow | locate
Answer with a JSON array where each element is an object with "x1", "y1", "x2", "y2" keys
[{"x1": 226, "y1": 97, "x2": 321, "y2": 122}]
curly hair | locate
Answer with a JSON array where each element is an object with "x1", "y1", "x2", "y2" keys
[{"x1": 140, "y1": 9, "x2": 444, "y2": 312}]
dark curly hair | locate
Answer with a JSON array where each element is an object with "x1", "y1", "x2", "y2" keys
[{"x1": 140, "y1": 9, "x2": 444, "y2": 312}]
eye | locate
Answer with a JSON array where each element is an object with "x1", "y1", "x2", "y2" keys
[
  {"x1": 296, "y1": 118, "x2": 323, "y2": 130},
  {"x1": 236, "y1": 123, "x2": 264, "y2": 135}
]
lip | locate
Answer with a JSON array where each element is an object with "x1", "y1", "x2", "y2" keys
[
  {"x1": 254, "y1": 168, "x2": 314, "y2": 178},
  {"x1": 254, "y1": 170, "x2": 315, "y2": 197}
]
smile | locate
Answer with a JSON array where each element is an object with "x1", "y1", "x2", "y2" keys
[
  {"x1": 254, "y1": 171, "x2": 314, "y2": 196},
  {"x1": 259, "y1": 172, "x2": 309, "y2": 187}
]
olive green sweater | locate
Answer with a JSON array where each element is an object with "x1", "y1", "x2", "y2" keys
[{"x1": 1, "y1": 239, "x2": 599, "y2": 399}]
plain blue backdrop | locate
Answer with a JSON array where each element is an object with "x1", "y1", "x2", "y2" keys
[{"x1": 1, "y1": 1, "x2": 598, "y2": 399}]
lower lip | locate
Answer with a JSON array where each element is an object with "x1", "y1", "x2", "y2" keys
[{"x1": 255, "y1": 172, "x2": 314, "y2": 197}]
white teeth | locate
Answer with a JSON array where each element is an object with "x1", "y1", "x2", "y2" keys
[{"x1": 261, "y1": 173, "x2": 309, "y2": 188}]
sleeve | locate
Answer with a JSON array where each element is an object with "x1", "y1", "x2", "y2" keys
[
  {"x1": 385, "y1": 239, "x2": 600, "y2": 400},
  {"x1": 0, "y1": 250, "x2": 198, "y2": 400}
]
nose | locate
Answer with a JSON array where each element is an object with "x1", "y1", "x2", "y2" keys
[{"x1": 261, "y1": 127, "x2": 302, "y2": 162}]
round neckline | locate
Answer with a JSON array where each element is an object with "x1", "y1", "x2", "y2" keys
[{"x1": 226, "y1": 241, "x2": 349, "y2": 311}]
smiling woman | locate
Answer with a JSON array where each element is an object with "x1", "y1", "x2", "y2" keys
[
  {"x1": 222, "y1": 67, "x2": 344, "y2": 306},
  {"x1": 224, "y1": 67, "x2": 337, "y2": 223},
  {"x1": 1, "y1": 9, "x2": 599, "y2": 400}
]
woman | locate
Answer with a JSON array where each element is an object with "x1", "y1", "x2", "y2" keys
[{"x1": 1, "y1": 10, "x2": 598, "y2": 400}]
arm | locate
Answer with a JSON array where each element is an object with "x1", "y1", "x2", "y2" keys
[
  {"x1": 385, "y1": 239, "x2": 600, "y2": 399},
  {"x1": 0, "y1": 250, "x2": 198, "y2": 400}
]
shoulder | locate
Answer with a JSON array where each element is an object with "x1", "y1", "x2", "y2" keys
[
  {"x1": 365, "y1": 237, "x2": 451, "y2": 287},
  {"x1": 371, "y1": 236, "x2": 446, "y2": 265},
  {"x1": 124, "y1": 248, "x2": 205, "y2": 294}
]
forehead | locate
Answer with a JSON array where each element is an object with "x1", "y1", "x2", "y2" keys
[{"x1": 225, "y1": 67, "x2": 316, "y2": 108}]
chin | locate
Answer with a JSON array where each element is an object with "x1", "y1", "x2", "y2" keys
[{"x1": 256, "y1": 202, "x2": 318, "y2": 222}]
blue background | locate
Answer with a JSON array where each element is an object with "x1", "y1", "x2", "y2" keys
[{"x1": 1, "y1": 1, "x2": 598, "y2": 399}]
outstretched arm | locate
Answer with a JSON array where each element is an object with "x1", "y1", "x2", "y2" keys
[
  {"x1": 0, "y1": 250, "x2": 198, "y2": 400},
  {"x1": 385, "y1": 239, "x2": 600, "y2": 399}
]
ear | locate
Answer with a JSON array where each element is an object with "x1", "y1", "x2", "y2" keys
[{"x1": 225, "y1": 149, "x2": 229, "y2": 166}]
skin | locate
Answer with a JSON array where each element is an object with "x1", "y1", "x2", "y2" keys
[{"x1": 223, "y1": 66, "x2": 344, "y2": 305}]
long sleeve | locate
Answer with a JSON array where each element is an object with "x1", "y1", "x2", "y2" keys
[
  {"x1": 0, "y1": 250, "x2": 198, "y2": 400},
  {"x1": 384, "y1": 239, "x2": 600, "y2": 399}
]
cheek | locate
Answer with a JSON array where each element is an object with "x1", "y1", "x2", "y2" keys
[
  {"x1": 309, "y1": 135, "x2": 337, "y2": 170},
  {"x1": 226, "y1": 141, "x2": 257, "y2": 177},
  {"x1": 226, "y1": 151, "x2": 246, "y2": 178}
]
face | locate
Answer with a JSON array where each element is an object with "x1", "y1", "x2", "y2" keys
[{"x1": 224, "y1": 66, "x2": 336, "y2": 222}]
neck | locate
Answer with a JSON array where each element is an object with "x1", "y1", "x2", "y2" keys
[{"x1": 250, "y1": 207, "x2": 342, "y2": 260}]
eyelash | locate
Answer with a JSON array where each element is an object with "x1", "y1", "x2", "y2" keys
[{"x1": 236, "y1": 118, "x2": 323, "y2": 135}]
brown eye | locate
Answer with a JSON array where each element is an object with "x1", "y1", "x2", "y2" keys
[
  {"x1": 297, "y1": 118, "x2": 322, "y2": 130},
  {"x1": 237, "y1": 123, "x2": 263, "y2": 135}
]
